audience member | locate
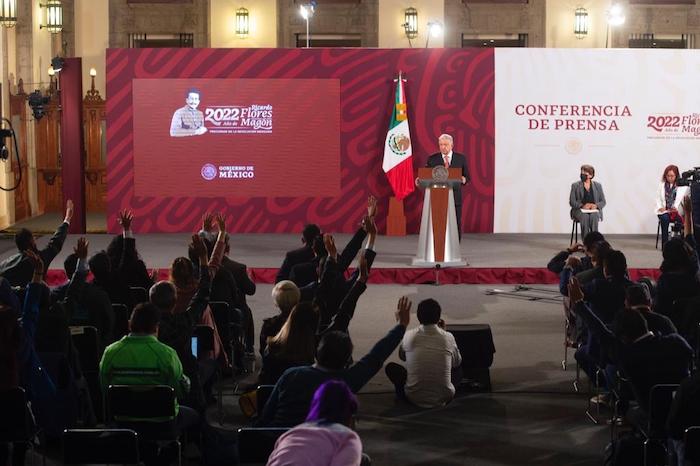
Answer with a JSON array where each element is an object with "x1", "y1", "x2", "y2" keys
[
  {"x1": 267, "y1": 380, "x2": 364, "y2": 466},
  {"x1": 0, "y1": 254, "x2": 55, "y2": 466},
  {"x1": 569, "y1": 277, "x2": 692, "y2": 414},
  {"x1": 0, "y1": 200, "x2": 73, "y2": 287},
  {"x1": 151, "y1": 233, "x2": 215, "y2": 412},
  {"x1": 260, "y1": 280, "x2": 301, "y2": 356},
  {"x1": 624, "y1": 283, "x2": 676, "y2": 336},
  {"x1": 276, "y1": 223, "x2": 321, "y2": 284},
  {"x1": 50, "y1": 253, "x2": 78, "y2": 304},
  {"x1": 66, "y1": 238, "x2": 114, "y2": 348},
  {"x1": 257, "y1": 296, "x2": 411, "y2": 427},
  {"x1": 547, "y1": 231, "x2": 605, "y2": 275},
  {"x1": 106, "y1": 210, "x2": 155, "y2": 291},
  {"x1": 99, "y1": 302, "x2": 198, "y2": 430},
  {"x1": 655, "y1": 196, "x2": 700, "y2": 321},
  {"x1": 385, "y1": 298, "x2": 462, "y2": 408},
  {"x1": 667, "y1": 371, "x2": 700, "y2": 466}
]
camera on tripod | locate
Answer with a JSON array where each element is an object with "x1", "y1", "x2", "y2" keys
[{"x1": 677, "y1": 167, "x2": 700, "y2": 187}]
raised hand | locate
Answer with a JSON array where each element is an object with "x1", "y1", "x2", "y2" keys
[
  {"x1": 323, "y1": 234, "x2": 338, "y2": 259},
  {"x1": 150, "y1": 268, "x2": 159, "y2": 283},
  {"x1": 367, "y1": 195, "x2": 377, "y2": 218},
  {"x1": 202, "y1": 212, "x2": 214, "y2": 232},
  {"x1": 64, "y1": 199, "x2": 74, "y2": 223},
  {"x1": 358, "y1": 251, "x2": 369, "y2": 283},
  {"x1": 73, "y1": 237, "x2": 89, "y2": 260},
  {"x1": 215, "y1": 213, "x2": 227, "y2": 233},
  {"x1": 365, "y1": 215, "x2": 377, "y2": 237},
  {"x1": 118, "y1": 210, "x2": 134, "y2": 231},
  {"x1": 395, "y1": 296, "x2": 411, "y2": 327}
]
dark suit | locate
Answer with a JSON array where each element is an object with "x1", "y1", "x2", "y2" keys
[
  {"x1": 275, "y1": 245, "x2": 315, "y2": 284},
  {"x1": 426, "y1": 152, "x2": 470, "y2": 239}
]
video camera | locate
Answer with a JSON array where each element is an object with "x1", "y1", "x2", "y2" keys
[{"x1": 677, "y1": 167, "x2": 700, "y2": 187}]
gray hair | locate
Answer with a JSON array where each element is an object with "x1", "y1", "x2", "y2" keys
[{"x1": 438, "y1": 134, "x2": 453, "y2": 144}]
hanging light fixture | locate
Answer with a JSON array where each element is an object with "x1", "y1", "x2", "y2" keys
[
  {"x1": 403, "y1": 7, "x2": 418, "y2": 40},
  {"x1": 574, "y1": 7, "x2": 588, "y2": 39},
  {"x1": 40, "y1": 0, "x2": 63, "y2": 34},
  {"x1": 0, "y1": 0, "x2": 17, "y2": 28},
  {"x1": 235, "y1": 7, "x2": 249, "y2": 38}
]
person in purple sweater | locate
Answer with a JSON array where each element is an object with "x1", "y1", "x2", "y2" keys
[{"x1": 267, "y1": 380, "x2": 365, "y2": 466}]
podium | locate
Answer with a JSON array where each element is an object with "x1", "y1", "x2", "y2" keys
[{"x1": 412, "y1": 167, "x2": 466, "y2": 266}]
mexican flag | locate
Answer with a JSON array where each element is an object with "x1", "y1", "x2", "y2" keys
[{"x1": 382, "y1": 72, "x2": 414, "y2": 201}]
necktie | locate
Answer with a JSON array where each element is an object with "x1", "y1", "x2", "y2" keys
[{"x1": 443, "y1": 155, "x2": 449, "y2": 168}]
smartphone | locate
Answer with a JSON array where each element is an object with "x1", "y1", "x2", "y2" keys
[{"x1": 191, "y1": 336, "x2": 198, "y2": 358}]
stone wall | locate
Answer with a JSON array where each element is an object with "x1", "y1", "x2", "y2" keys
[
  {"x1": 277, "y1": 0, "x2": 379, "y2": 48},
  {"x1": 611, "y1": 1, "x2": 700, "y2": 48},
  {"x1": 444, "y1": 0, "x2": 546, "y2": 48},
  {"x1": 108, "y1": 0, "x2": 209, "y2": 48}
]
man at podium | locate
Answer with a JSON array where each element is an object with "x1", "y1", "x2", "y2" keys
[{"x1": 423, "y1": 134, "x2": 470, "y2": 240}]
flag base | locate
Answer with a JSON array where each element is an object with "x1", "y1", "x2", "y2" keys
[{"x1": 386, "y1": 196, "x2": 406, "y2": 236}]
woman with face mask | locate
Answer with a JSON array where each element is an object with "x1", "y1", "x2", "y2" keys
[{"x1": 569, "y1": 164, "x2": 606, "y2": 238}]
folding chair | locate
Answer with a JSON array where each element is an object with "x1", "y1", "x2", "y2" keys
[
  {"x1": 237, "y1": 427, "x2": 289, "y2": 465},
  {"x1": 210, "y1": 301, "x2": 245, "y2": 372},
  {"x1": 256, "y1": 385, "x2": 275, "y2": 415},
  {"x1": 112, "y1": 303, "x2": 130, "y2": 341},
  {"x1": 106, "y1": 385, "x2": 182, "y2": 466},
  {"x1": 63, "y1": 429, "x2": 139, "y2": 465},
  {"x1": 0, "y1": 387, "x2": 42, "y2": 466},
  {"x1": 70, "y1": 326, "x2": 103, "y2": 421},
  {"x1": 193, "y1": 324, "x2": 223, "y2": 422},
  {"x1": 128, "y1": 287, "x2": 149, "y2": 306},
  {"x1": 685, "y1": 426, "x2": 700, "y2": 464},
  {"x1": 640, "y1": 384, "x2": 679, "y2": 466}
]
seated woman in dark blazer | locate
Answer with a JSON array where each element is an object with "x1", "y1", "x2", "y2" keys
[{"x1": 569, "y1": 164, "x2": 606, "y2": 238}]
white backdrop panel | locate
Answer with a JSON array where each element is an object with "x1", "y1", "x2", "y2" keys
[{"x1": 494, "y1": 48, "x2": 700, "y2": 234}]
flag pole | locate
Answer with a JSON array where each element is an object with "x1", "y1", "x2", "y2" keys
[{"x1": 386, "y1": 70, "x2": 408, "y2": 236}]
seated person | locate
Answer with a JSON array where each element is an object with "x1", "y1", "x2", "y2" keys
[
  {"x1": 106, "y1": 210, "x2": 155, "y2": 293},
  {"x1": 655, "y1": 196, "x2": 700, "y2": 321},
  {"x1": 0, "y1": 200, "x2": 72, "y2": 287},
  {"x1": 50, "y1": 253, "x2": 78, "y2": 304},
  {"x1": 276, "y1": 223, "x2": 321, "y2": 285},
  {"x1": 559, "y1": 240, "x2": 611, "y2": 296},
  {"x1": 569, "y1": 277, "x2": 692, "y2": 414},
  {"x1": 667, "y1": 371, "x2": 700, "y2": 466},
  {"x1": 150, "y1": 234, "x2": 215, "y2": 412},
  {"x1": 257, "y1": 296, "x2": 410, "y2": 427},
  {"x1": 98, "y1": 302, "x2": 198, "y2": 431},
  {"x1": 569, "y1": 164, "x2": 605, "y2": 239},
  {"x1": 267, "y1": 380, "x2": 364, "y2": 466},
  {"x1": 547, "y1": 231, "x2": 605, "y2": 275},
  {"x1": 260, "y1": 280, "x2": 300, "y2": 356},
  {"x1": 385, "y1": 299, "x2": 462, "y2": 408},
  {"x1": 0, "y1": 255, "x2": 56, "y2": 466},
  {"x1": 656, "y1": 164, "x2": 688, "y2": 247},
  {"x1": 66, "y1": 238, "x2": 114, "y2": 349},
  {"x1": 625, "y1": 284, "x2": 676, "y2": 336}
]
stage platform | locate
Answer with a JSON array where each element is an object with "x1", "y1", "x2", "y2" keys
[{"x1": 0, "y1": 231, "x2": 664, "y2": 285}]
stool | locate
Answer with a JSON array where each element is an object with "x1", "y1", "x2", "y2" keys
[
  {"x1": 655, "y1": 219, "x2": 662, "y2": 249},
  {"x1": 656, "y1": 216, "x2": 683, "y2": 249},
  {"x1": 570, "y1": 219, "x2": 580, "y2": 245}
]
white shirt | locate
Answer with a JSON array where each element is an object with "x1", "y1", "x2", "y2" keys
[
  {"x1": 655, "y1": 182, "x2": 688, "y2": 216},
  {"x1": 401, "y1": 324, "x2": 462, "y2": 408}
]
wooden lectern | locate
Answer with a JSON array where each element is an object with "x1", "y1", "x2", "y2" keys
[{"x1": 412, "y1": 167, "x2": 466, "y2": 266}]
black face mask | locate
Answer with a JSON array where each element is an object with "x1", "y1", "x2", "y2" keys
[{"x1": 580, "y1": 173, "x2": 588, "y2": 182}]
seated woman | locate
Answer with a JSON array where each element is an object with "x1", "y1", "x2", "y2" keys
[
  {"x1": 259, "y1": 280, "x2": 300, "y2": 356},
  {"x1": 656, "y1": 164, "x2": 688, "y2": 247},
  {"x1": 569, "y1": 164, "x2": 606, "y2": 239},
  {"x1": 258, "y1": 302, "x2": 318, "y2": 385},
  {"x1": 267, "y1": 380, "x2": 365, "y2": 466}
]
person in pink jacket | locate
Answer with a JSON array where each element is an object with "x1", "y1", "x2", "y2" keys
[{"x1": 266, "y1": 380, "x2": 366, "y2": 466}]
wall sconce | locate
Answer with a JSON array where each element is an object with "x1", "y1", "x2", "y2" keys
[
  {"x1": 403, "y1": 7, "x2": 418, "y2": 41},
  {"x1": 0, "y1": 0, "x2": 17, "y2": 28},
  {"x1": 574, "y1": 7, "x2": 588, "y2": 39},
  {"x1": 236, "y1": 7, "x2": 249, "y2": 38},
  {"x1": 40, "y1": 0, "x2": 63, "y2": 33},
  {"x1": 425, "y1": 20, "x2": 443, "y2": 48}
]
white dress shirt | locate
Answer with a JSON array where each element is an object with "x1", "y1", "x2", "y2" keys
[{"x1": 401, "y1": 324, "x2": 462, "y2": 408}]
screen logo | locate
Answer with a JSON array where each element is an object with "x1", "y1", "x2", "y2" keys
[{"x1": 201, "y1": 164, "x2": 217, "y2": 181}]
